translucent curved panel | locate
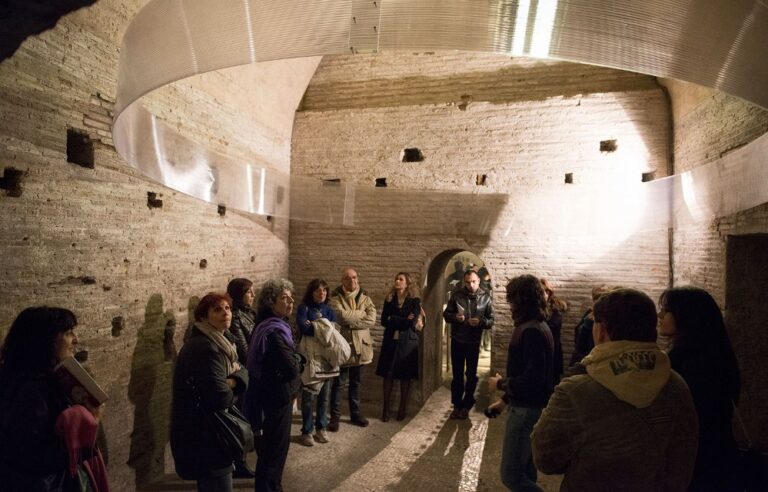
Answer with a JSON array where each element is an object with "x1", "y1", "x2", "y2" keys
[{"x1": 113, "y1": 0, "x2": 768, "y2": 232}]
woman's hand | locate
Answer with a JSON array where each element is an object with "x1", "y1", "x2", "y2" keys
[{"x1": 407, "y1": 313, "x2": 415, "y2": 320}]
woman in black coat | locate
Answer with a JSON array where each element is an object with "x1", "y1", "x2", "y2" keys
[
  {"x1": 0, "y1": 307, "x2": 105, "y2": 492},
  {"x1": 376, "y1": 272, "x2": 422, "y2": 421},
  {"x1": 658, "y1": 286, "x2": 741, "y2": 492},
  {"x1": 245, "y1": 279, "x2": 303, "y2": 492},
  {"x1": 171, "y1": 292, "x2": 248, "y2": 492}
]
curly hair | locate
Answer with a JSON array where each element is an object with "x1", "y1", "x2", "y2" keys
[
  {"x1": 0, "y1": 307, "x2": 78, "y2": 374},
  {"x1": 505, "y1": 275, "x2": 547, "y2": 325},
  {"x1": 256, "y1": 278, "x2": 294, "y2": 320}
]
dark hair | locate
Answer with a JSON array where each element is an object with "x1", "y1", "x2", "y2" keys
[
  {"x1": 302, "y1": 278, "x2": 329, "y2": 306},
  {"x1": 541, "y1": 278, "x2": 567, "y2": 313},
  {"x1": 464, "y1": 270, "x2": 480, "y2": 280},
  {"x1": 194, "y1": 293, "x2": 232, "y2": 321},
  {"x1": 659, "y1": 286, "x2": 740, "y2": 401},
  {"x1": 593, "y1": 288, "x2": 657, "y2": 342},
  {"x1": 505, "y1": 275, "x2": 547, "y2": 325},
  {"x1": 0, "y1": 307, "x2": 78, "y2": 374},
  {"x1": 226, "y1": 278, "x2": 254, "y2": 308}
]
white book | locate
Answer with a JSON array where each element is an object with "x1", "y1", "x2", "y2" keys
[{"x1": 53, "y1": 356, "x2": 108, "y2": 407}]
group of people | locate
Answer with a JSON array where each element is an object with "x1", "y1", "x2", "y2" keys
[
  {"x1": 485, "y1": 275, "x2": 743, "y2": 492},
  {"x1": 171, "y1": 268, "x2": 423, "y2": 491},
  {"x1": 0, "y1": 267, "x2": 745, "y2": 492}
]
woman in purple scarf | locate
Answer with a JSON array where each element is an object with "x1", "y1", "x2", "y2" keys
[{"x1": 245, "y1": 279, "x2": 304, "y2": 492}]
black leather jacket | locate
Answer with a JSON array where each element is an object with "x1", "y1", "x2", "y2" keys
[{"x1": 443, "y1": 287, "x2": 494, "y2": 344}]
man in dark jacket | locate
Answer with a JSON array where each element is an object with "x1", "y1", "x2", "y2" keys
[{"x1": 443, "y1": 270, "x2": 494, "y2": 419}]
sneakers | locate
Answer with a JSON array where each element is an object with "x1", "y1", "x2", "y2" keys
[
  {"x1": 313, "y1": 429, "x2": 329, "y2": 444},
  {"x1": 449, "y1": 407, "x2": 470, "y2": 420},
  {"x1": 350, "y1": 415, "x2": 370, "y2": 427},
  {"x1": 299, "y1": 433, "x2": 314, "y2": 447},
  {"x1": 458, "y1": 408, "x2": 470, "y2": 420},
  {"x1": 328, "y1": 416, "x2": 340, "y2": 432}
]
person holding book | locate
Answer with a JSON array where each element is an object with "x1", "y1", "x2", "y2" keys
[
  {"x1": 171, "y1": 293, "x2": 248, "y2": 492},
  {"x1": 0, "y1": 307, "x2": 109, "y2": 491}
]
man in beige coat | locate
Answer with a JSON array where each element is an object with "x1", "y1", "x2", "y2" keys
[
  {"x1": 531, "y1": 288, "x2": 698, "y2": 491},
  {"x1": 328, "y1": 268, "x2": 376, "y2": 430}
]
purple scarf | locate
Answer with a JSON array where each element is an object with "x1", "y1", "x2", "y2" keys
[{"x1": 247, "y1": 316, "x2": 294, "y2": 378}]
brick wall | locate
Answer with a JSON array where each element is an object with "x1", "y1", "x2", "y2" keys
[
  {"x1": 0, "y1": 1, "x2": 316, "y2": 488},
  {"x1": 290, "y1": 52, "x2": 672, "y2": 405}
]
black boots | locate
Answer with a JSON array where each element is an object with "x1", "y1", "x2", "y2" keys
[
  {"x1": 382, "y1": 377, "x2": 394, "y2": 422},
  {"x1": 397, "y1": 380, "x2": 410, "y2": 421}
]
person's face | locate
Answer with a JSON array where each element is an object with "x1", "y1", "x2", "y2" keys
[
  {"x1": 342, "y1": 269, "x2": 359, "y2": 292},
  {"x1": 464, "y1": 273, "x2": 480, "y2": 293},
  {"x1": 393, "y1": 274, "x2": 408, "y2": 291},
  {"x1": 206, "y1": 301, "x2": 232, "y2": 331},
  {"x1": 312, "y1": 286, "x2": 327, "y2": 304},
  {"x1": 658, "y1": 308, "x2": 677, "y2": 338},
  {"x1": 242, "y1": 286, "x2": 255, "y2": 307},
  {"x1": 55, "y1": 327, "x2": 79, "y2": 363},
  {"x1": 272, "y1": 290, "x2": 295, "y2": 318}
]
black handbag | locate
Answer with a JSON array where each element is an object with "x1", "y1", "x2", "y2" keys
[
  {"x1": 189, "y1": 377, "x2": 254, "y2": 461},
  {"x1": 205, "y1": 405, "x2": 255, "y2": 461}
]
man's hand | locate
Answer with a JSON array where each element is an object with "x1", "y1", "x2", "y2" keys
[
  {"x1": 456, "y1": 313, "x2": 466, "y2": 323},
  {"x1": 468, "y1": 317, "x2": 480, "y2": 327}
]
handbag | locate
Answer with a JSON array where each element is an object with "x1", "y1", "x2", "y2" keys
[{"x1": 189, "y1": 377, "x2": 254, "y2": 461}]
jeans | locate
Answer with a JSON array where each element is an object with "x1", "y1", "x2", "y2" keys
[
  {"x1": 330, "y1": 365, "x2": 362, "y2": 419},
  {"x1": 196, "y1": 472, "x2": 232, "y2": 492},
  {"x1": 450, "y1": 341, "x2": 480, "y2": 409},
  {"x1": 301, "y1": 379, "x2": 330, "y2": 434},
  {"x1": 500, "y1": 406, "x2": 543, "y2": 492}
]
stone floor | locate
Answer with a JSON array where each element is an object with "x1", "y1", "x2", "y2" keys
[{"x1": 143, "y1": 373, "x2": 562, "y2": 491}]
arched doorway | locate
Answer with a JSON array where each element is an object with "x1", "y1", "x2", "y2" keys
[{"x1": 421, "y1": 249, "x2": 493, "y2": 400}]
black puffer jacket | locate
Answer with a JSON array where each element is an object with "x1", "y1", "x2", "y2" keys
[
  {"x1": 229, "y1": 305, "x2": 256, "y2": 364},
  {"x1": 443, "y1": 287, "x2": 494, "y2": 344},
  {"x1": 170, "y1": 326, "x2": 248, "y2": 480}
]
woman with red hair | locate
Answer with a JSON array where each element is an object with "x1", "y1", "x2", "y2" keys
[{"x1": 171, "y1": 293, "x2": 248, "y2": 492}]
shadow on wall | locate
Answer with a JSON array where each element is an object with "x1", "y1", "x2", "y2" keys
[{"x1": 128, "y1": 294, "x2": 178, "y2": 487}]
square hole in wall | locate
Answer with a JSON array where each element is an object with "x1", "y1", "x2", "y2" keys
[
  {"x1": 375, "y1": 177, "x2": 387, "y2": 187},
  {"x1": 642, "y1": 171, "x2": 656, "y2": 182},
  {"x1": 476, "y1": 174, "x2": 487, "y2": 186},
  {"x1": 322, "y1": 178, "x2": 341, "y2": 187},
  {"x1": 600, "y1": 139, "x2": 618, "y2": 153},
  {"x1": 565, "y1": 173, "x2": 574, "y2": 184},
  {"x1": 401, "y1": 148, "x2": 424, "y2": 162},
  {"x1": 66, "y1": 128, "x2": 94, "y2": 168}
]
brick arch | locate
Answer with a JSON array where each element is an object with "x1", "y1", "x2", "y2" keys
[{"x1": 421, "y1": 248, "x2": 492, "y2": 401}]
